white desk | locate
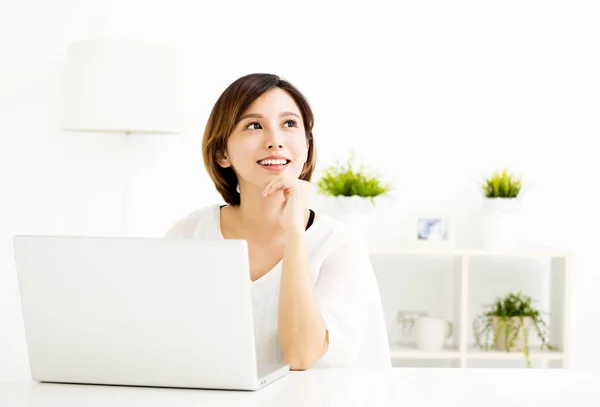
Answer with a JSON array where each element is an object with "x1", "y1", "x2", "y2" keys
[{"x1": 2, "y1": 368, "x2": 599, "y2": 406}]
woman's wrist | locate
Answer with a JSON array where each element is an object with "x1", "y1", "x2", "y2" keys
[{"x1": 283, "y1": 227, "x2": 305, "y2": 240}]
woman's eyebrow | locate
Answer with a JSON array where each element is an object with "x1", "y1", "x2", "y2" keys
[{"x1": 239, "y1": 111, "x2": 301, "y2": 121}]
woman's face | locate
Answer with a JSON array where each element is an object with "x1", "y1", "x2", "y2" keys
[{"x1": 220, "y1": 87, "x2": 309, "y2": 190}]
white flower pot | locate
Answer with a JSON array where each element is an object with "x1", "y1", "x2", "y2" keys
[
  {"x1": 492, "y1": 316, "x2": 533, "y2": 352},
  {"x1": 481, "y1": 198, "x2": 521, "y2": 249},
  {"x1": 328, "y1": 195, "x2": 377, "y2": 241}
]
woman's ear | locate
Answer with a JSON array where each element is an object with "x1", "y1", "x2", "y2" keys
[{"x1": 216, "y1": 150, "x2": 231, "y2": 168}]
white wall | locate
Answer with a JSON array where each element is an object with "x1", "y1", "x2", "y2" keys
[{"x1": 1, "y1": 0, "x2": 599, "y2": 380}]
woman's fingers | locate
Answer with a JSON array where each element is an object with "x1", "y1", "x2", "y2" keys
[
  {"x1": 263, "y1": 177, "x2": 292, "y2": 196},
  {"x1": 266, "y1": 179, "x2": 286, "y2": 196},
  {"x1": 261, "y1": 179, "x2": 277, "y2": 196},
  {"x1": 262, "y1": 177, "x2": 283, "y2": 195}
]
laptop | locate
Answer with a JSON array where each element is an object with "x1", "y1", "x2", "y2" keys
[{"x1": 12, "y1": 235, "x2": 289, "y2": 391}]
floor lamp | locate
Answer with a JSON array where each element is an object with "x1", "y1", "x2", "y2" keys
[{"x1": 61, "y1": 40, "x2": 182, "y2": 237}]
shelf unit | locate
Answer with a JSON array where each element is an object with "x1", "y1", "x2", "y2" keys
[
  {"x1": 388, "y1": 345, "x2": 564, "y2": 361},
  {"x1": 369, "y1": 247, "x2": 571, "y2": 368}
]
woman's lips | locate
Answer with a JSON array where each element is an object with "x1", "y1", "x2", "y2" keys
[{"x1": 258, "y1": 162, "x2": 288, "y2": 171}]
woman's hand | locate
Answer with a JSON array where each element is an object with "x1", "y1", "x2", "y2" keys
[{"x1": 262, "y1": 177, "x2": 311, "y2": 233}]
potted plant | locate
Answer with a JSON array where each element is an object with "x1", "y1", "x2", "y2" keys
[
  {"x1": 315, "y1": 152, "x2": 391, "y2": 238},
  {"x1": 473, "y1": 290, "x2": 557, "y2": 368},
  {"x1": 480, "y1": 168, "x2": 523, "y2": 248}
]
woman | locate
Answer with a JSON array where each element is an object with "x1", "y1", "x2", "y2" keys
[{"x1": 166, "y1": 73, "x2": 391, "y2": 370}]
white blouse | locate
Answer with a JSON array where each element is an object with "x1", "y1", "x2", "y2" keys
[{"x1": 165, "y1": 204, "x2": 391, "y2": 368}]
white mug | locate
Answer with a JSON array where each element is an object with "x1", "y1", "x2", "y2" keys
[{"x1": 415, "y1": 317, "x2": 453, "y2": 351}]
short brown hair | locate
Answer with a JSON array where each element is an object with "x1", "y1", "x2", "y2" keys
[{"x1": 202, "y1": 73, "x2": 317, "y2": 205}]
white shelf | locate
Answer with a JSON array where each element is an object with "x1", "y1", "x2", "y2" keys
[
  {"x1": 389, "y1": 345, "x2": 461, "y2": 359},
  {"x1": 372, "y1": 247, "x2": 571, "y2": 369},
  {"x1": 389, "y1": 345, "x2": 564, "y2": 361},
  {"x1": 465, "y1": 346, "x2": 564, "y2": 360}
]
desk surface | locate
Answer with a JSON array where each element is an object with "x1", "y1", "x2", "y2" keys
[{"x1": 2, "y1": 368, "x2": 600, "y2": 406}]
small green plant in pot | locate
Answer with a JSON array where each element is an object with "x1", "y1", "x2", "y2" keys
[
  {"x1": 480, "y1": 169, "x2": 524, "y2": 248},
  {"x1": 316, "y1": 152, "x2": 391, "y2": 202},
  {"x1": 315, "y1": 152, "x2": 391, "y2": 238},
  {"x1": 481, "y1": 169, "x2": 522, "y2": 198},
  {"x1": 473, "y1": 290, "x2": 557, "y2": 368}
]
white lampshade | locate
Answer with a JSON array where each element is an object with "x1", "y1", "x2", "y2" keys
[{"x1": 62, "y1": 40, "x2": 182, "y2": 134}]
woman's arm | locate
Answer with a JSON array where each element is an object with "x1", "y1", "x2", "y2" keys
[
  {"x1": 261, "y1": 176, "x2": 328, "y2": 370},
  {"x1": 277, "y1": 229, "x2": 328, "y2": 370}
]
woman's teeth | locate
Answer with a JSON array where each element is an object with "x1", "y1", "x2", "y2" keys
[{"x1": 258, "y1": 159, "x2": 288, "y2": 166}]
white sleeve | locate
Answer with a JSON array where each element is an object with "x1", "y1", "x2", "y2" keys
[
  {"x1": 164, "y1": 210, "x2": 202, "y2": 239},
  {"x1": 313, "y1": 234, "x2": 376, "y2": 367}
]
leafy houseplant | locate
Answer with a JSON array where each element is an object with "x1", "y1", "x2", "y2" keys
[
  {"x1": 473, "y1": 290, "x2": 557, "y2": 368},
  {"x1": 480, "y1": 169, "x2": 523, "y2": 248},
  {"x1": 315, "y1": 153, "x2": 391, "y2": 241},
  {"x1": 316, "y1": 153, "x2": 391, "y2": 201},
  {"x1": 481, "y1": 169, "x2": 522, "y2": 198}
]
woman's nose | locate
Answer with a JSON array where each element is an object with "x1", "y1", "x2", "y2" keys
[
  {"x1": 266, "y1": 142, "x2": 283, "y2": 149},
  {"x1": 264, "y1": 128, "x2": 284, "y2": 149}
]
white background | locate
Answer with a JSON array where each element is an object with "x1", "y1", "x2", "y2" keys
[{"x1": 1, "y1": 0, "x2": 599, "y2": 380}]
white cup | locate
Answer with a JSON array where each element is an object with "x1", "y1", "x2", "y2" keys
[{"x1": 415, "y1": 317, "x2": 453, "y2": 351}]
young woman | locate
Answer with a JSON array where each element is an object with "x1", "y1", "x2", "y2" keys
[{"x1": 166, "y1": 73, "x2": 391, "y2": 370}]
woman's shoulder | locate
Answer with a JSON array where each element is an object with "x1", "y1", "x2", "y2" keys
[{"x1": 164, "y1": 204, "x2": 221, "y2": 239}]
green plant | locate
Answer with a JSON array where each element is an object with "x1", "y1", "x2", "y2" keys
[
  {"x1": 473, "y1": 290, "x2": 557, "y2": 368},
  {"x1": 481, "y1": 169, "x2": 522, "y2": 198},
  {"x1": 316, "y1": 153, "x2": 391, "y2": 201}
]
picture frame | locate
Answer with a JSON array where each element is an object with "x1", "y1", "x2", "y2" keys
[{"x1": 407, "y1": 210, "x2": 457, "y2": 249}]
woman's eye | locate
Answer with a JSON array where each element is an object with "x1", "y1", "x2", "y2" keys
[
  {"x1": 246, "y1": 122, "x2": 262, "y2": 130},
  {"x1": 245, "y1": 120, "x2": 297, "y2": 130}
]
